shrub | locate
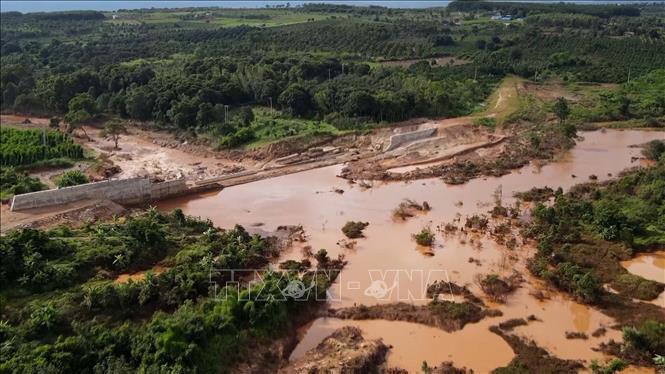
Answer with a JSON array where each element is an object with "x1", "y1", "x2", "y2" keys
[
  {"x1": 622, "y1": 320, "x2": 665, "y2": 356},
  {"x1": 413, "y1": 227, "x2": 435, "y2": 246},
  {"x1": 56, "y1": 170, "x2": 89, "y2": 188},
  {"x1": 0, "y1": 167, "x2": 45, "y2": 198},
  {"x1": 473, "y1": 117, "x2": 497, "y2": 131},
  {"x1": 341, "y1": 221, "x2": 369, "y2": 239},
  {"x1": 590, "y1": 358, "x2": 627, "y2": 374},
  {"x1": 479, "y1": 274, "x2": 515, "y2": 302},
  {"x1": 641, "y1": 139, "x2": 665, "y2": 161}
]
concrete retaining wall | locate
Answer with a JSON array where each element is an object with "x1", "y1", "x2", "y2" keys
[
  {"x1": 10, "y1": 178, "x2": 193, "y2": 211},
  {"x1": 150, "y1": 179, "x2": 187, "y2": 200},
  {"x1": 385, "y1": 128, "x2": 437, "y2": 151}
]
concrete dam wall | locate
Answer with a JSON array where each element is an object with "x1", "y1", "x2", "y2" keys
[
  {"x1": 10, "y1": 178, "x2": 188, "y2": 211},
  {"x1": 384, "y1": 128, "x2": 437, "y2": 152}
]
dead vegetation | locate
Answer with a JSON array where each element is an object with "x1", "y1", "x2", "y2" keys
[
  {"x1": 514, "y1": 186, "x2": 558, "y2": 202},
  {"x1": 426, "y1": 280, "x2": 483, "y2": 304},
  {"x1": 392, "y1": 199, "x2": 431, "y2": 220},
  {"x1": 476, "y1": 273, "x2": 523, "y2": 303},
  {"x1": 490, "y1": 325, "x2": 584, "y2": 374}
]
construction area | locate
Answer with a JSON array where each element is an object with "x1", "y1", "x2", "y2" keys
[{"x1": 1, "y1": 77, "x2": 522, "y2": 231}]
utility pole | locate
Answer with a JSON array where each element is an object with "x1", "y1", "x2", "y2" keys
[
  {"x1": 268, "y1": 97, "x2": 273, "y2": 116},
  {"x1": 224, "y1": 105, "x2": 229, "y2": 123},
  {"x1": 627, "y1": 67, "x2": 631, "y2": 84}
]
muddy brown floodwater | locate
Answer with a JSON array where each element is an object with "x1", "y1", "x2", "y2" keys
[
  {"x1": 158, "y1": 130, "x2": 665, "y2": 372},
  {"x1": 621, "y1": 251, "x2": 665, "y2": 308}
]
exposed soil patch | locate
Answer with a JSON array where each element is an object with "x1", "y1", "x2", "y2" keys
[
  {"x1": 342, "y1": 126, "x2": 574, "y2": 185},
  {"x1": 115, "y1": 265, "x2": 168, "y2": 284},
  {"x1": 378, "y1": 56, "x2": 471, "y2": 68},
  {"x1": 426, "y1": 280, "x2": 484, "y2": 304},
  {"x1": 0, "y1": 199, "x2": 125, "y2": 233},
  {"x1": 281, "y1": 326, "x2": 389, "y2": 373}
]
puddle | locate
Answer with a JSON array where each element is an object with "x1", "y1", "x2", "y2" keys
[{"x1": 621, "y1": 251, "x2": 665, "y2": 283}]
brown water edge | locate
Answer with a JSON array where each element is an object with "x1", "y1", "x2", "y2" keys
[
  {"x1": 290, "y1": 317, "x2": 513, "y2": 373},
  {"x1": 157, "y1": 130, "x2": 664, "y2": 369},
  {"x1": 621, "y1": 251, "x2": 665, "y2": 308},
  {"x1": 620, "y1": 251, "x2": 665, "y2": 284}
]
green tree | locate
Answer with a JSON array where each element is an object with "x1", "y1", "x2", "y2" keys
[
  {"x1": 49, "y1": 117, "x2": 61, "y2": 130},
  {"x1": 2, "y1": 82, "x2": 18, "y2": 108},
  {"x1": 553, "y1": 97, "x2": 570, "y2": 124},
  {"x1": 343, "y1": 91, "x2": 375, "y2": 117},
  {"x1": 65, "y1": 93, "x2": 97, "y2": 139},
  {"x1": 101, "y1": 120, "x2": 128, "y2": 149},
  {"x1": 125, "y1": 86, "x2": 155, "y2": 121},
  {"x1": 279, "y1": 84, "x2": 311, "y2": 117},
  {"x1": 236, "y1": 106, "x2": 255, "y2": 126}
]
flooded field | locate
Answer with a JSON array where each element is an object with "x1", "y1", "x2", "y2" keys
[{"x1": 158, "y1": 130, "x2": 664, "y2": 371}]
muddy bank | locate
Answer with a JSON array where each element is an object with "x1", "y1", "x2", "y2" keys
[
  {"x1": 281, "y1": 326, "x2": 389, "y2": 373},
  {"x1": 289, "y1": 318, "x2": 514, "y2": 373},
  {"x1": 490, "y1": 324, "x2": 584, "y2": 373},
  {"x1": 0, "y1": 199, "x2": 125, "y2": 233},
  {"x1": 621, "y1": 251, "x2": 665, "y2": 284},
  {"x1": 340, "y1": 124, "x2": 576, "y2": 184},
  {"x1": 325, "y1": 300, "x2": 497, "y2": 332}
]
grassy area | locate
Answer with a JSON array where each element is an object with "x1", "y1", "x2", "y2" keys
[
  {"x1": 568, "y1": 69, "x2": 665, "y2": 124},
  {"x1": 237, "y1": 108, "x2": 343, "y2": 150},
  {"x1": 105, "y1": 9, "x2": 337, "y2": 28},
  {"x1": 477, "y1": 75, "x2": 525, "y2": 124}
]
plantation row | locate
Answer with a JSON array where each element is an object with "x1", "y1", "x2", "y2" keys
[{"x1": 0, "y1": 128, "x2": 84, "y2": 166}]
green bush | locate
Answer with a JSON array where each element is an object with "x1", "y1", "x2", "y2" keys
[
  {"x1": 622, "y1": 320, "x2": 665, "y2": 356},
  {"x1": 642, "y1": 139, "x2": 665, "y2": 161},
  {"x1": 473, "y1": 116, "x2": 497, "y2": 131},
  {"x1": 0, "y1": 167, "x2": 45, "y2": 199},
  {"x1": 413, "y1": 227, "x2": 435, "y2": 246},
  {"x1": 56, "y1": 170, "x2": 89, "y2": 188},
  {"x1": 341, "y1": 221, "x2": 369, "y2": 239}
]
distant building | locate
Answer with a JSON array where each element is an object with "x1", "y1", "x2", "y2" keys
[{"x1": 491, "y1": 14, "x2": 513, "y2": 21}]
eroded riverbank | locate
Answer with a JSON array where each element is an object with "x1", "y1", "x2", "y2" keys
[{"x1": 157, "y1": 129, "x2": 664, "y2": 371}]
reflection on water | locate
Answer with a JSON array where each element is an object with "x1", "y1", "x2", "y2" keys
[
  {"x1": 571, "y1": 302, "x2": 591, "y2": 332},
  {"x1": 157, "y1": 130, "x2": 664, "y2": 369}
]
